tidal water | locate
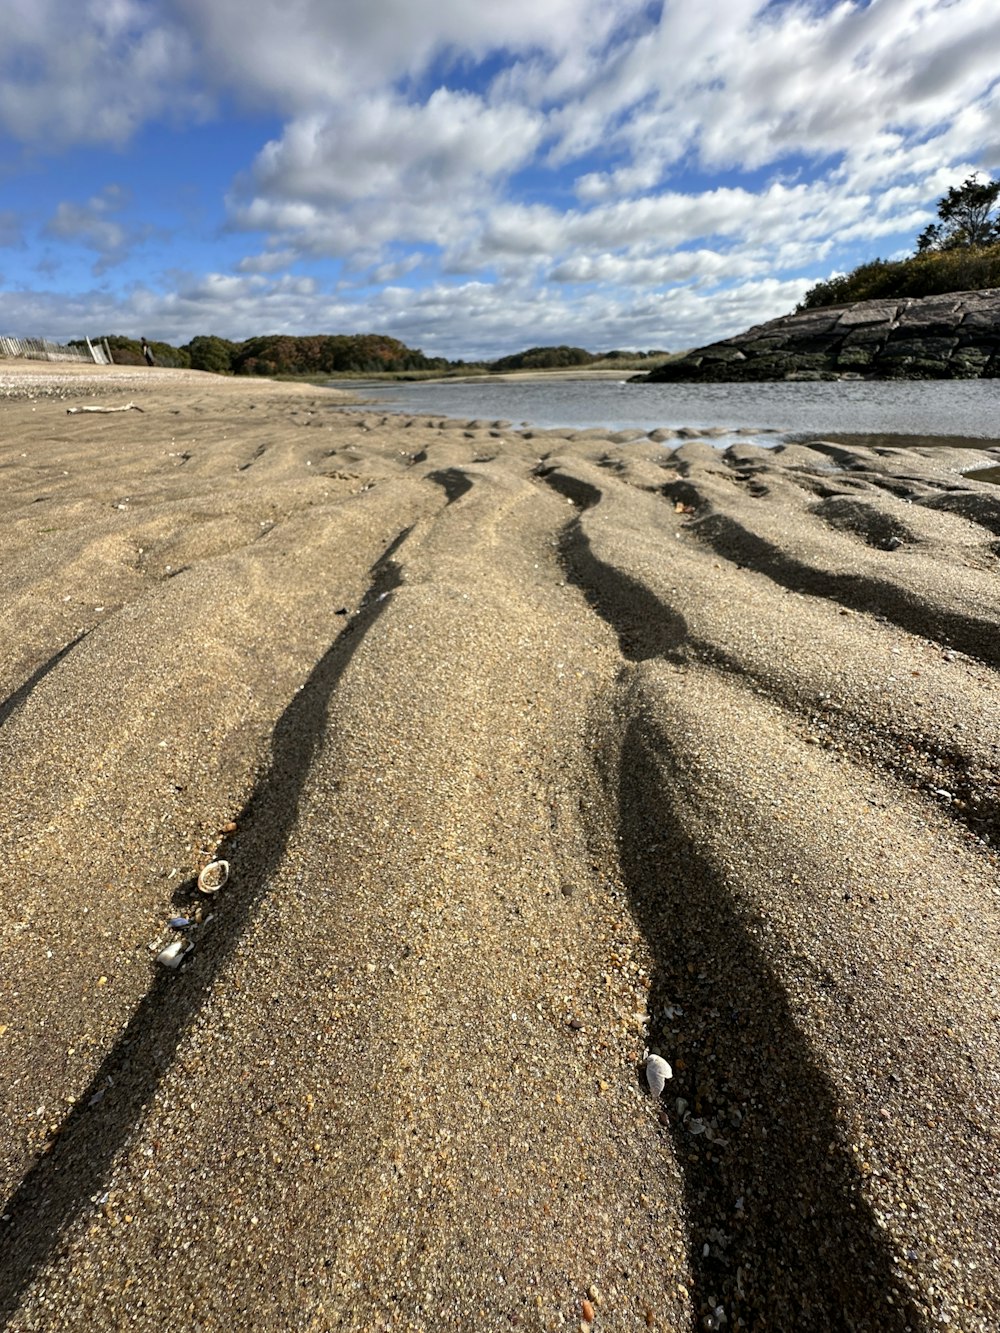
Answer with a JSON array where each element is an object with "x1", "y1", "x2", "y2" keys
[{"x1": 330, "y1": 375, "x2": 1000, "y2": 448}]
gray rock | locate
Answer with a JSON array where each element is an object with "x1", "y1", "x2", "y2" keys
[
  {"x1": 645, "y1": 287, "x2": 1000, "y2": 382},
  {"x1": 835, "y1": 301, "x2": 902, "y2": 327}
]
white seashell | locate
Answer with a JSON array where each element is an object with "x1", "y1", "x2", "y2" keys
[
  {"x1": 156, "y1": 939, "x2": 193, "y2": 969},
  {"x1": 197, "y1": 860, "x2": 229, "y2": 894},
  {"x1": 645, "y1": 1053, "x2": 673, "y2": 1097}
]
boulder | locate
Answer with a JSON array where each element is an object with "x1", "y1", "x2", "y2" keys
[{"x1": 645, "y1": 287, "x2": 1000, "y2": 381}]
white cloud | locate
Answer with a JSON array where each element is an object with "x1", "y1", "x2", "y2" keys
[
  {"x1": 540, "y1": 0, "x2": 1000, "y2": 178},
  {"x1": 236, "y1": 249, "x2": 300, "y2": 275},
  {"x1": 548, "y1": 248, "x2": 770, "y2": 287},
  {"x1": 43, "y1": 185, "x2": 154, "y2": 274},
  {"x1": 0, "y1": 212, "x2": 26, "y2": 248},
  {"x1": 228, "y1": 87, "x2": 545, "y2": 261},
  {"x1": 175, "y1": 0, "x2": 648, "y2": 113},
  {"x1": 458, "y1": 179, "x2": 878, "y2": 279},
  {"x1": 219, "y1": 1, "x2": 1000, "y2": 306},
  {"x1": 0, "y1": 0, "x2": 200, "y2": 146}
]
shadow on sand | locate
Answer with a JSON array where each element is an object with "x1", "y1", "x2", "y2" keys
[
  {"x1": 614, "y1": 710, "x2": 922, "y2": 1331},
  {"x1": 0, "y1": 532, "x2": 409, "y2": 1323}
]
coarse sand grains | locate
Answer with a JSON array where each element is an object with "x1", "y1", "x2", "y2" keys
[{"x1": 1, "y1": 363, "x2": 998, "y2": 1331}]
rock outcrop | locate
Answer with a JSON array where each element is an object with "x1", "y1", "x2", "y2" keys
[{"x1": 645, "y1": 287, "x2": 1000, "y2": 381}]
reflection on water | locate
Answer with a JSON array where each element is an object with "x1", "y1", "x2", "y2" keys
[{"x1": 330, "y1": 375, "x2": 1000, "y2": 446}]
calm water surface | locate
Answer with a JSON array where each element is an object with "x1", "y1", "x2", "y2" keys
[{"x1": 331, "y1": 376, "x2": 1000, "y2": 448}]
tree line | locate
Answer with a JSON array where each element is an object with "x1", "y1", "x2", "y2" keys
[
  {"x1": 800, "y1": 174, "x2": 1000, "y2": 310},
  {"x1": 73, "y1": 333, "x2": 667, "y2": 377}
]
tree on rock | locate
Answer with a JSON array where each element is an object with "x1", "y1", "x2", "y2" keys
[{"x1": 917, "y1": 174, "x2": 1000, "y2": 252}]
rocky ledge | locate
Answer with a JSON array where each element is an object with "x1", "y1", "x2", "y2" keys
[{"x1": 645, "y1": 287, "x2": 1000, "y2": 381}]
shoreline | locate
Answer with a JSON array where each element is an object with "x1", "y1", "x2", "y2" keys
[
  {"x1": 1, "y1": 365, "x2": 998, "y2": 1331},
  {"x1": 324, "y1": 368, "x2": 1000, "y2": 447},
  {"x1": 7, "y1": 359, "x2": 1000, "y2": 455}
]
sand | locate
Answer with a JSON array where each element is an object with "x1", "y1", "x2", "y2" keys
[{"x1": 0, "y1": 362, "x2": 998, "y2": 1332}]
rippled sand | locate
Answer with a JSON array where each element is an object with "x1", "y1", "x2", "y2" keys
[{"x1": 1, "y1": 363, "x2": 998, "y2": 1331}]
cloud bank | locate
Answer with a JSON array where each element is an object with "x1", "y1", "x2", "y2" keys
[{"x1": 1, "y1": 0, "x2": 999, "y2": 357}]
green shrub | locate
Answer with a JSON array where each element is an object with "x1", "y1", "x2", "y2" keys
[
  {"x1": 185, "y1": 335, "x2": 237, "y2": 374},
  {"x1": 799, "y1": 243, "x2": 1000, "y2": 311}
]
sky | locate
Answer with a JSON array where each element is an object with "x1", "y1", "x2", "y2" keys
[{"x1": 1, "y1": 0, "x2": 1000, "y2": 361}]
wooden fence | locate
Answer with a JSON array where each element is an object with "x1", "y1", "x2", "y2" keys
[{"x1": 0, "y1": 336, "x2": 113, "y2": 364}]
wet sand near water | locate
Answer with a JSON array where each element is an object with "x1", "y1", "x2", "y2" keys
[{"x1": 1, "y1": 363, "x2": 999, "y2": 1332}]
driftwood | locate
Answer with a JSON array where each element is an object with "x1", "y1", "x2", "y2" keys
[{"x1": 66, "y1": 402, "x2": 144, "y2": 415}]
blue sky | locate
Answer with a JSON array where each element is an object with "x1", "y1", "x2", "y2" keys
[{"x1": 1, "y1": 0, "x2": 999, "y2": 359}]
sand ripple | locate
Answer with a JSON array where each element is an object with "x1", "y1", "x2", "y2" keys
[{"x1": 1, "y1": 369, "x2": 998, "y2": 1331}]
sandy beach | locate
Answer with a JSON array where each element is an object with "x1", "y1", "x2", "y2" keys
[{"x1": 1, "y1": 362, "x2": 998, "y2": 1332}]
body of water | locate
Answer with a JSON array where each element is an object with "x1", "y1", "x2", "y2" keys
[{"x1": 330, "y1": 376, "x2": 1000, "y2": 447}]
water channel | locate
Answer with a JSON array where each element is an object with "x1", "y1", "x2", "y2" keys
[{"x1": 330, "y1": 375, "x2": 1000, "y2": 452}]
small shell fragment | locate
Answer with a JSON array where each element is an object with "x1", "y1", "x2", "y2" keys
[
  {"x1": 156, "y1": 939, "x2": 193, "y2": 969},
  {"x1": 645, "y1": 1053, "x2": 673, "y2": 1098},
  {"x1": 197, "y1": 860, "x2": 229, "y2": 894},
  {"x1": 168, "y1": 916, "x2": 193, "y2": 930}
]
